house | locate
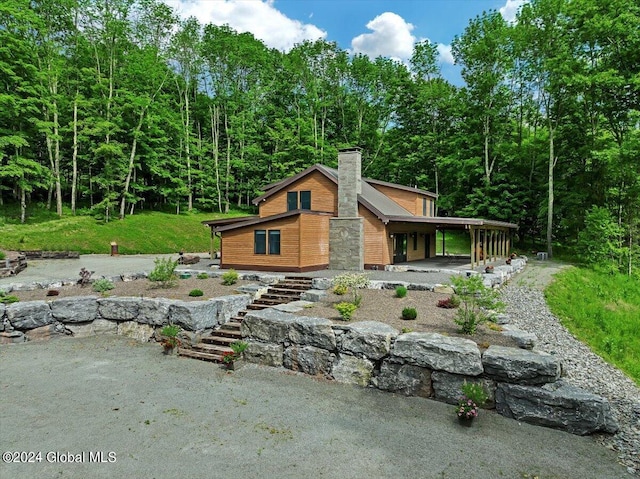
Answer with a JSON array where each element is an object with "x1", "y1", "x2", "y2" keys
[{"x1": 203, "y1": 148, "x2": 518, "y2": 272}]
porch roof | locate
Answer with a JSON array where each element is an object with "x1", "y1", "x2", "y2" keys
[
  {"x1": 384, "y1": 215, "x2": 519, "y2": 230},
  {"x1": 205, "y1": 210, "x2": 333, "y2": 233}
]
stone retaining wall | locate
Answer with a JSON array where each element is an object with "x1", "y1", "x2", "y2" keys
[
  {"x1": 0, "y1": 294, "x2": 252, "y2": 345},
  {"x1": 241, "y1": 308, "x2": 618, "y2": 436}
]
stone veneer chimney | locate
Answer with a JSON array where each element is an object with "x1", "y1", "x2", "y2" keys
[{"x1": 329, "y1": 147, "x2": 364, "y2": 270}]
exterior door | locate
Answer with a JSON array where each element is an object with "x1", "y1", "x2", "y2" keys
[{"x1": 393, "y1": 234, "x2": 407, "y2": 263}]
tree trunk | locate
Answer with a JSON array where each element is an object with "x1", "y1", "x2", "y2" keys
[
  {"x1": 119, "y1": 110, "x2": 145, "y2": 220},
  {"x1": 209, "y1": 105, "x2": 222, "y2": 213},
  {"x1": 224, "y1": 110, "x2": 231, "y2": 214},
  {"x1": 185, "y1": 84, "x2": 193, "y2": 212},
  {"x1": 20, "y1": 185, "x2": 26, "y2": 224},
  {"x1": 71, "y1": 94, "x2": 78, "y2": 215},
  {"x1": 547, "y1": 126, "x2": 555, "y2": 258}
]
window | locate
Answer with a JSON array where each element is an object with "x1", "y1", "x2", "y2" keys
[
  {"x1": 423, "y1": 198, "x2": 427, "y2": 216},
  {"x1": 431, "y1": 201, "x2": 435, "y2": 217},
  {"x1": 254, "y1": 230, "x2": 266, "y2": 254},
  {"x1": 287, "y1": 191, "x2": 298, "y2": 211},
  {"x1": 268, "y1": 230, "x2": 281, "y2": 255},
  {"x1": 300, "y1": 190, "x2": 311, "y2": 210}
]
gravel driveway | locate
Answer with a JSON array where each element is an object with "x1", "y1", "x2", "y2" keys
[{"x1": 0, "y1": 336, "x2": 630, "y2": 479}]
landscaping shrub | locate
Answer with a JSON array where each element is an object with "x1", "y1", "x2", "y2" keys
[
  {"x1": 335, "y1": 302, "x2": 358, "y2": 321},
  {"x1": 92, "y1": 278, "x2": 115, "y2": 293},
  {"x1": 401, "y1": 327, "x2": 413, "y2": 334},
  {"x1": 221, "y1": 269, "x2": 239, "y2": 285},
  {"x1": 148, "y1": 257, "x2": 178, "y2": 288},
  {"x1": 395, "y1": 286, "x2": 408, "y2": 298},
  {"x1": 402, "y1": 307, "x2": 417, "y2": 320},
  {"x1": 332, "y1": 272, "x2": 370, "y2": 307},
  {"x1": 0, "y1": 291, "x2": 19, "y2": 304},
  {"x1": 437, "y1": 295, "x2": 460, "y2": 309},
  {"x1": 188, "y1": 289, "x2": 204, "y2": 297},
  {"x1": 450, "y1": 275, "x2": 503, "y2": 335},
  {"x1": 196, "y1": 272, "x2": 209, "y2": 280},
  {"x1": 0, "y1": 250, "x2": 5, "y2": 260},
  {"x1": 332, "y1": 284, "x2": 348, "y2": 295},
  {"x1": 230, "y1": 341, "x2": 248, "y2": 356}
]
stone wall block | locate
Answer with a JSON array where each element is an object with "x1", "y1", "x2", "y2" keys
[
  {"x1": 168, "y1": 301, "x2": 219, "y2": 331},
  {"x1": 6, "y1": 301, "x2": 53, "y2": 330},
  {"x1": 66, "y1": 319, "x2": 118, "y2": 338},
  {"x1": 209, "y1": 294, "x2": 252, "y2": 325},
  {"x1": 482, "y1": 345, "x2": 561, "y2": 384},
  {"x1": 284, "y1": 344, "x2": 335, "y2": 376},
  {"x1": 496, "y1": 381, "x2": 618, "y2": 435},
  {"x1": 340, "y1": 321, "x2": 398, "y2": 360},
  {"x1": 311, "y1": 277, "x2": 332, "y2": 290},
  {"x1": 97, "y1": 297, "x2": 142, "y2": 321},
  {"x1": 392, "y1": 332, "x2": 483, "y2": 376},
  {"x1": 332, "y1": 354, "x2": 374, "y2": 387},
  {"x1": 117, "y1": 321, "x2": 155, "y2": 342},
  {"x1": 137, "y1": 298, "x2": 175, "y2": 326},
  {"x1": 300, "y1": 290, "x2": 327, "y2": 302},
  {"x1": 289, "y1": 316, "x2": 336, "y2": 350},
  {"x1": 373, "y1": 360, "x2": 432, "y2": 397},
  {"x1": 25, "y1": 324, "x2": 68, "y2": 341},
  {"x1": 241, "y1": 308, "x2": 296, "y2": 343},
  {"x1": 245, "y1": 341, "x2": 284, "y2": 367},
  {"x1": 51, "y1": 296, "x2": 99, "y2": 323},
  {"x1": 431, "y1": 371, "x2": 496, "y2": 407}
]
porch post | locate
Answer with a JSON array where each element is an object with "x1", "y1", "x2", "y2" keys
[
  {"x1": 470, "y1": 227, "x2": 476, "y2": 268},
  {"x1": 442, "y1": 229, "x2": 446, "y2": 256},
  {"x1": 483, "y1": 229, "x2": 487, "y2": 266}
]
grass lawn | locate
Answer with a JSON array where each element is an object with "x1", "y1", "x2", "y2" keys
[
  {"x1": 545, "y1": 267, "x2": 640, "y2": 385},
  {"x1": 0, "y1": 206, "x2": 250, "y2": 254},
  {"x1": 435, "y1": 230, "x2": 470, "y2": 255}
]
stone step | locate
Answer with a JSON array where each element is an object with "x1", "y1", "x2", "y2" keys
[
  {"x1": 221, "y1": 322, "x2": 241, "y2": 330},
  {"x1": 261, "y1": 292, "x2": 300, "y2": 300},
  {"x1": 273, "y1": 283, "x2": 310, "y2": 291},
  {"x1": 246, "y1": 303, "x2": 272, "y2": 310},
  {"x1": 193, "y1": 342, "x2": 233, "y2": 354},
  {"x1": 267, "y1": 287, "x2": 306, "y2": 294},
  {"x1": 230, "y1": 315, "x2": 245, "y2": 322},
  {"x1": 202, "y1": 335, "x2": 237, "y2": 345},
  {"x1": 252, "y1": 298, "x2": 282, "y2": 306},
  {"x1": 215, "y1": 328, "x2": 242, "y2": 339},
  {"x1": 177, "y1": 348, "x2": 223, "y2": 362}
]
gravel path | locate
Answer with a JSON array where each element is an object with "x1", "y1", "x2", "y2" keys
[{"x1": 500, "y1": 282, "x2": 640, "y2": 476}]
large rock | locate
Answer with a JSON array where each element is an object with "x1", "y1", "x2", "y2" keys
[
  {"x1": 245, "y1": 341, "x2": 284, "y2": 367},
  {"x1": 431, "y1": 371, "x2": 496, "y2": 407},
  {"x1": 169, "y1": 301, "x2": 219, "y2": 331},
  {"x1": 284, "y1": 344, "x2": 335, "y2": 376},
  {"x1": 340, "y1": 321, "x2": 398, "y2": 360},
  {"x1": 209, "y1": 294, "x2": 252, "y2": 325},
  {"x1": 496, "y1": 381, "x2": 618, "y2": 435},
  {"x1": 300, "y1": 290, "x2": 327, "y2": 302},
  {"x1": 373, "y1": 360, "x2": 432, "y2": 397},
  {"x1": 500, "y1": 326, "x2": 537, "y2": 350},
  {"x1": 117, "y1": 321, "x2": 155, "y2": 342},
  {"x1": 137, "y1": 298, "x2": 174, "y2": 326},
  {"x1": 311, "y1": 277, "x2": 332, "y2": 290},
  {"x1": 66, "y1": 319, "x2": 118, "y2": 338},
  {"x1": 0, "y1": 331, "x2": 26, "y2": 343},
  {"x1": 289, "y1": 316, "x2": 336, "y2": 350},
  {"x1": 241, "y1": 308, "x2": 296, "y2": 343},
  {"x1": 0, "y1": 303, "x2": 6, "y2": 323},
  {"x1": 6, "y1": 301, "x2": 53, "y2": 330},
  {"x1": 51, "y1": 296, "x2": 99, "y2": 323},
  {"x1": 332, "y1": 354, "x2": 374, "y2": 387},
  {"x1": 482, "y1": 346, "x2": 561, "y2": 384},
  {"x1": 97, "y1": 297, "x2": 141, "y2": 321},
  {"x1": 25, "y1": 323, "x2": 68, "y2": 341},
  {"x1": 392, "y1": 332, "x2": 483, "y2": 376}
]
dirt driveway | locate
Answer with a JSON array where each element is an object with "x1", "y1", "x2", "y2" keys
[{"x1": 0, "y1": 336, "x2": 629, "y2": 479}]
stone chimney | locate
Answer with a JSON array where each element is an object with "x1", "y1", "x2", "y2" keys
[{"x1": 329, "y1": 147, "x2": 364, "y2": 271}]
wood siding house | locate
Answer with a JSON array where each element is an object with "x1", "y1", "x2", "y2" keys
[{"x1": 204, "y1": 148, "x2": 518, "y2": 272}]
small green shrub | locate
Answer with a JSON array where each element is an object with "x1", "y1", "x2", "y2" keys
[
  {"x1": 221, "y1": 269, "x2": 239, "y2": 285},
  {"x1": 196, "y1": 272, "x2": 209, "y2": 280},
  {"x1": 332, "y1": 272, "x2": 370, "y2": 306},
  {"x1": 451, "y1": 275, "x2": 504, "y2": 335},
  {"x1": 401, "y1": 327, "x2": 413, "y2": 334},
  {"x1": 230, "y1": 341, "x2": 248, "y2": 356},
  {"x1": 148, "y1": 257, "x2": 178, "y2": 288},
  {"x1": 461, "y1": 381, "x2": 489, "y2": 407},
  {"x1": 188, "y1": 289, "x2": 204, "y2": 297},
  {"x1": 92, "y1": 278, "x2": 115, "y2": 293},
  {"x1": 0, "y1": 290, "x2": 19, "y2": 304},
  {"x1": 0, "y1": 250, "x2": 5, "y2": 260},
  {"x1": 395, "y1": 286, "x2": 407, "y2": 298},
  {"x1": 335, "y1": 302, "x2": 358, "y2": 321},
  {"x1": 333, "y1": 284, "x2": 348, "y2": 295},
  {"x1": 159, "y1": 324, "x2": 181, "y2": 348},
  {"x1": 402, "y1": 307, "x2": 417, "y2": 320}
]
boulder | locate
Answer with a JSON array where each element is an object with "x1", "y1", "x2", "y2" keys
[
  {"x1": 241, "y1": 308, "x2": 296, "y2": 343},
  {"x1": 97, "y1": 297, "x2": 141, "y2": 321},
  {"x1": 496, "y1": 381, "x2": 618, "y2": 435},
  {"x1": 137, "y1": 298, "x2": 174, "y2": 326},
  {"x1": 209, "y1": 294, "x2": 252, "y2": 325},
  {"x1": 434, "y1": 285, "x2": 455, "y2": 294},
  {"x1": 0, "y1": 302, "x2": 5, "y2": 323},
  {"x1": 392, "y1": 332, "x2": 483, "y2": 376},
  {"x1": 117, "y1": 321, "x2": 155, "y2": 342},
  {"x1": 169, "y1": 300, "x2": 219, "y2": 331},
  {"x1": 51, "y1": 296, "x2": 99, "y2": 323},
  {"x1": 284, "y1": 344, "x2": 335, "y2": 376},
  {"x1": 340, "y1": 321, "x2": 398, "y2": 360},
  {"x1": 235, "y1": 284, "x2": 268, "y2": 298},
  {"x1": 369, "y1": 280, "x2": 409, "y2": 290},
  {"x1": 431, "y1": 371, "x2": 496, "y2": 407},
  {"x1": 245, "y1": 341, "x2": 284, "y2": 367},
  {"x1": 289, "y1": 316, "x2": 336, "y2": 350},
  {"x1": 406, "y1": 283, "x2": 435, "y2": 291},
  {"x1": 0, "y1": 330, "x2": 26, "y2": 343},
  {"x1": 66, "y1": 319, "x2": 118, "y2": 338},
  {"x1": 300, "y1": 290, "x2": 328, "y2": 302},
  {"x1": 6, "y1": 301, "x2": 53, "y2": 330},
  {"x1": 332, "y1": 354, "x2": 374, "y2": 387},
  {"x1": 483, "y1": 346, "x2": 560, "y2": 384},
  {"x1": 311, "y1": 277, "x2": 332, "y2": 290},
  {"x1": 373, "y1": 360, "x2": 432, "y2": 397},
  {"x1": 258, "y1": 274, "x2": 284, "y2": 285},
  {"x1": 500, "y1": 326, "x2": 537, "y2": 350},
  {"x1": 25, "y1": 323, "x2": 67, "y2": 341}
]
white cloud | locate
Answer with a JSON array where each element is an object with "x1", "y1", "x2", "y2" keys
[
  {"x1": 165, "y1": 0, "x2": 326, "y2": 51},
  {"x1": 499, "y1": 0, "x2": 527, "y2": 23},
  {"x1": 351, "y1": 12, "x2": 416, "y2": 60},
  {"x1": 436, "y1": 43, "x2": 454, "y2": 65}
]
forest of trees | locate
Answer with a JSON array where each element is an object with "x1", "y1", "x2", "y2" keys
[{"x1": 0, "y1": 0, "x2": 638, "y2": 272}]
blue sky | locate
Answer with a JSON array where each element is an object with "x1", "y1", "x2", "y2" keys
[{"x1": 165, "y1": 0, "x2": 526, "y2": 84}]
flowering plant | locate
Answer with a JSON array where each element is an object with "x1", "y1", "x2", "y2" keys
[
  {"x1": 456, "y1": 398, "x2": 479, "y2": 419},
  {"x1": 221, "y1": 351, "x2": 236, "y2": 364}
]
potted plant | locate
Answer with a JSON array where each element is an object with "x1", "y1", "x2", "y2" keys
[
  {"x1": 221, "y1": 341, "x2": 248, "y2": 370},
  {"x1": 159, "y1": 324, "x2": 181, "y2": 355},
  {"x1": 484, "y1": 265, "x2": 494, "y2": 273},
  {"x1": 455, "y1": 381, "x2": 488, "y2": 426}
]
